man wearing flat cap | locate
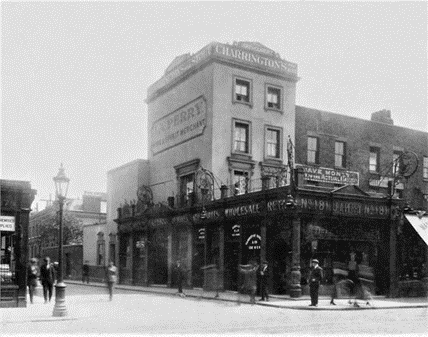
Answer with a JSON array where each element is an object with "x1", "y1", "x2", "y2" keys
[
  {"x1": 308, "y1": 259, "x2": 323, "y2": 307},
  {"x1": 258, "y1": 260, "x2": 269, "y2": 301}
]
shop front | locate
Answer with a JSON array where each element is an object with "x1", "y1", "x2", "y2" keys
[{"x1": 1, "y1": 180, "x2": 36, "y2": 307}]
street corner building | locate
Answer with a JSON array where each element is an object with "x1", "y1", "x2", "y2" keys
[
  {"x1": 104, "y1": 41, "x2": 428, "y2": 298},
  {"x1": 1, "y1": 180, "x2": 36, "y2": 307}
]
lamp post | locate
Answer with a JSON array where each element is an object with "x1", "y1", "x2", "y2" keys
[{"x1": 52, "y1": 163, "x2": 69, "y2": 317}]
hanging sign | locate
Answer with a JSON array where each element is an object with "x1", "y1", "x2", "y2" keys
[
  {"x1": 0, "y1": 216, "x2": 15, "y2": 232},
  {"x1": 245, "y1": 234, "x2": 261, "y2": 250},
  {"x1": 232, "y1": 224, "x2": 240, "y2": 237}
]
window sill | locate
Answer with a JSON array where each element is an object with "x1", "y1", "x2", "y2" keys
[
  {"x1": 264, "y1": 106, "x2": 283, "y2": 113},
  {"x1": 232, "y1": 100, "x2": 253, "y2": 108}
]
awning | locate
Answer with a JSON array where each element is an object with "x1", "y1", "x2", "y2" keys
[{"x1": 404, "y1": 214, "x2": 428, "y2": 246}]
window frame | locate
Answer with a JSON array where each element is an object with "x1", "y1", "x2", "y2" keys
[
  {"x1": 233, "y1": 76, "x2": 252, "y2": 106},
  {"x1": 232, "y1": 119, "x2": 252, "y2": 156},
  {"x1": 179, "y1": 173, "x2": 195, "y2": 207},
  {"x1": 393, "y1": 151, "x2": 403, "y2": 176},
  {"x1": 369, "y1": 147, "x2": 380, "y2": 173},
  {"x1": 423, "y1": 156, "x2": 428, "y2": 180},
  {"x1": 307, "y1": 136, "x2": 319, "y2": 164},
  {"x1": 334, "y1": 141, "x2": 346, "y2": 168},
  {"x1": 264, "y1": 125, "x2": 283, "y2": 161},
  {"x1": 233, "y1": 170, "x2": 250, "y2": 195},
  {"x1": 265, "y1": 84, "x2": 283, "y2": 112}
]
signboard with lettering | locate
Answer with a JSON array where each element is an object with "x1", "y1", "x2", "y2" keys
[
  {"x1": 151, "y1": 96, "x2": 207, "y2": 155},
  {"x1": 297, "y1": 196, "x2": 389, "y2": 218},
  {"x1": 232, "y1": 224, "x2": 240, "y2": 237},
  {"x1": 198, "y1": 228, "x2": 206, "y2": 240},
  {"x1": 225, "y1": 203, "x2": 262, "y2": 217},
  {"x1": 299, "y1": 165, "x2": 359, "y2": 186},
  {"x1": 245, "y1": 234, "x2": 261, "y2": 250},
  {"x1": 147, "y1": 42, "x2": 298, "y2": 98},
  {"x1": 0, "y1": 216, "x2": 15, "y2": 232}
]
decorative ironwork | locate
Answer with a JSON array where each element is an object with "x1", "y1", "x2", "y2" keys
[{"x1": 195, "y1": 167, "x2": 214, "y2": 204}]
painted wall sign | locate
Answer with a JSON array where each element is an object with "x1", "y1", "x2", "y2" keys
[
  {"x1": 245, "y1": 234, "x2": 261, "y2": 250},
  {"x1": 298, "y1": 197, "x2": 389, "y2": 218},
  {"x1": 299, "y1": 165, "x2": 359, "y2": 185},
  {"x1": 225, "y1": 203, "x2": 262, "y2": 217},
  {"x1": 151, "y1": 96, "x2": 207, "y2": 155},
  {"x1": 0, "y1": 216, "x2": 15, "y2": 232}
]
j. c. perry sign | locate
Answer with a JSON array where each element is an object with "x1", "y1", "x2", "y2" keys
[{"x1": 151, "y1": 96, "x2": 207, "y2": 155}]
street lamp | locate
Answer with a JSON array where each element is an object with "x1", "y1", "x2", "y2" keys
[{"x1": 52, "y1": 163, "x2": 69, "y2": 317}]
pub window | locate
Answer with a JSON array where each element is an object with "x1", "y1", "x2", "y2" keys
[
  {"x1": 180, "y1": 173, "x2": 195, "y2": 206},
  {"x1": 233, "y1": 121, "x2": 250, "y2": 154},
  {"x1": 234, "y1": 77, "x2": 251, "y2": 104},
  {"x1": 266, "y1": 85, "x2": 282, "y2": 110},
  {"x1": 423, "y1": 157, "x2": 428, "y2": 180},
  {"x1": 266, "y1": 127, "x2": 281, "y2": 159},
  {"x1": 369, "y1": 147, "x2": 380, "y2": 172},
  {"x1": 335, "y1": 141, "x2": 346, "y2": 168},
  {"x1": 233, "y1": 170, "x2": 249, "y2": 195},
  {"x1": 307, "y1": 136, "x2": 319, "y2": 164},
  {"x1": 393, "y1": 151, "x2": 403, "y2": 176}
]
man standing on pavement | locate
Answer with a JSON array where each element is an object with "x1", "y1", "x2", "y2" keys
[
  {"x1": 259, "y1": 260, "x2": 269, "y2": 301},
  {"x1": 308, "y1": 259, "x2": 323, "y2": 307},
  {"x1": 40, "y1": 256, "x2": 56, "y2": 304},
  {"x1": 175, "y1": 260, "x2": 186, "y2": 297},
  {"x1": 82, "y1": 260, "x2": 90, "y2": 284}
]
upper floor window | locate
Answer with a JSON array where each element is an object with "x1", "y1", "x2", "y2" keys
[
  {"x1": 393, "y1": 151, "x2": 403, "y2": 176},
  {"x1": 180, "y1": 173, "x2": 195, "y2": 206},
  {"x1": 423, "y1": 156, "x2": 428, "y2": 180},
  {"x1": 266, "y1": 85, "x2": 282, "y2": 111},
  {"x1": 369, "y1": 147, "x2": 380, "y2": 172},
  {"x1": 234, "y1": 78, "x2": 251, "y2": 104},
  {"x1": 233, "y1": 170, "x2": 249, "y2": 195},
  {"x1": 266, "y1": 128, "x2": 281, "y2": 159},
  {"x1": 335, "y1": 141, "x2": 346, "y2": 168},
  {"x1": 307, "y1": 136, "x2": 319, "y2": 164},
  {"x1": 233, "y1": 121, "x2": 250, "y2": 154}
]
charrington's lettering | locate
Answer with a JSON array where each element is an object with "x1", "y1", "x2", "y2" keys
[{"x1": 214, "y1": 44, "x2": 297, "y2": 75}]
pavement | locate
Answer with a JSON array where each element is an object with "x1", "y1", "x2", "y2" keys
[{"x1": 1, "y1": 280, "x2": 427, "y2": 324}]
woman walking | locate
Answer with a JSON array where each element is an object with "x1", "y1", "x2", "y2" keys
[{"x1": 106, "y1": 261, "x2": 117, "y2": 301}]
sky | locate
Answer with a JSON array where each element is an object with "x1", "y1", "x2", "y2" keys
[{"x1": 1, "y1": 1, "x2": 427, "y2": 206}]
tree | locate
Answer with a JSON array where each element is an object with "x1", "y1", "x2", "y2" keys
[{"x1": 37, "y1": 204, "x2": 83, "y2": 247}]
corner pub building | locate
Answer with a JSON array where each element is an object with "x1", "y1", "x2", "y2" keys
[{"x1": 112, "y1": 41, "x2": 427, "y2": 298}]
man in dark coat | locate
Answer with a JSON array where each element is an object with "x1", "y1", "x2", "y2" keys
[
  {"x1": 259, "y1": 260, "x2": 269, "y2": 301},
  {"x1": 175, "y1": 260, "x2": 185, "y2": 297},
  {"x1": 308, "y1": 259, "x2": 323, "y2": 307},
  {"x1": 82, "y1": 260, "x2": 90, "y2": 284},
  {"x1": 40, "y1": 256, "x2": 56, "y2": 303}
]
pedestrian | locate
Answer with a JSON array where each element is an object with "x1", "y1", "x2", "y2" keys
[
  {"x1": 82, "y1": 260, "x2": 90, "y2": 284},
  {"x1": 258, "y1": 260, "x2": 269, "y2": 301},
  {"x1": 175, "y1": 260, "x2": 186, "y2": 297},
  {"x1": 27, "y1": 258, "x2": 39, "y2": 304},
  {"x1": 106, "y1": 261, "x2": 117, "y2": 301},
  {"x1": 239, "y1": 260, "x2": 258, "y2": 305},
  {"x1": 40, "y1": 256, "x2": 56, "y2": 304},
  {"x1": 308, "y1": 259, "x2": 323, "y2": 307}
]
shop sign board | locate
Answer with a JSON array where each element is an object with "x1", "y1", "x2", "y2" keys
[
  {"x1": 299, "y1": 165, "x2": 359, "y2": 186},
  {"x1": 0, "y1": 216, "x2": 15, "y2": 232},
  {"x1": 298, "y1": 196, "x2": 389, "y2": 218},
  {"x1": 225, "y1": 203, "x2": 262, "y2": 217},
  {"x1": 151, "y1": 96, "x2": 207, "y2": 155},
  {"x1": 245, "y1": 234, "x2": 261, "y2": 250}
]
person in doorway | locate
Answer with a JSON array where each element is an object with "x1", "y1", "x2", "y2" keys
[
  {"x1": 308, "y1": 259, "x2": 323, "y2": 307},
  {"x1": 175, "y1": 260, "x2": 186, "y2": 297},
  {"x1": 40, "y1": 256, "x2": 56, "y2": 303},
  {"x1": 27, "y1": 258, "x2": 39, "y2": 304},
  {"x1": 82, "y1": 260, "x2": 90, "y2": 284},
  {"x1": 259, "y1": 260, "x2": 269, "y2": 301},
  {"x1": 239, "y1": 260, "x2": 258, "y2": 305},
  {"x1": 106, "y1": 261, "x2": 117, "y2": 301}
]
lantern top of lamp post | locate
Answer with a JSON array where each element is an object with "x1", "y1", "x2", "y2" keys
[{"x1": 53, "y1": 163, "x2": 70, "y2": 199}]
